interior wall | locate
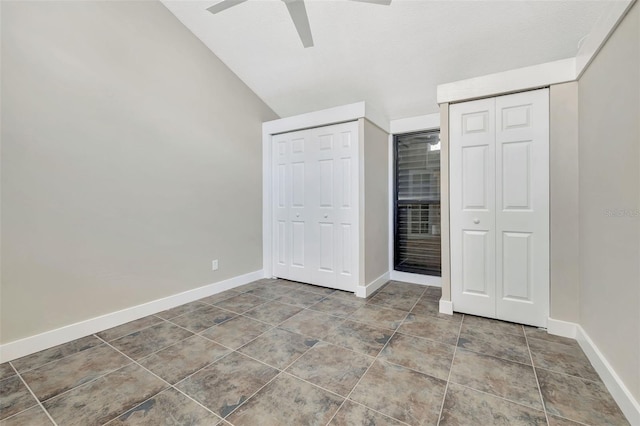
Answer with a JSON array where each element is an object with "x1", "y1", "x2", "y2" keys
[
  {"x1": 549, "y1": 82, "x2": 580, "y2": 322},
  {"x1": 363, "y1": 119, "x2": 389, "y2": 284},
  {"x1": 0, "y1": 1, "x2": 277, "y2": 344},
  {"x1": 578, "y1": 1, "x2": 639, "y2": 401},
  {"x1": 439, "y1": 103, "x2": 451, "y2": 302}
]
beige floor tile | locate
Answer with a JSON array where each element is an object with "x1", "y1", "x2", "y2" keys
[
  {"x1": 348, "y1": 304, "x2": 407, "y2": 330},
  {"x1": 286, "y1": 342, "x2": 373, "y2": 396},
  {"x1": 176, "y1": 352, "x2": 278, "y2": 418},
  {"x1": 200, "y1": 315, "x2": 272, "y2": 350},
  {"x1": 378, "y1": 332, "x2": 454, "y2": 381},
  {"x1": 537, "y1": 368, "x2": 629, "y2": 425},
  {"x1": 458, "y1": 322, "x2": 531, "y2": 364},
  {"x1": 108, "y1": 388, "x2": 221, "y2": 425},
  {"x1": 138, "y1": 335, "x2": 230, "y2": 384},
  {"x1": 238, "y1": 328, "x2": 316, "y2": 369},
  {"x1": 440, "y1": 383, "x2": 547, "y2": 425},
  {"x1": 350, "y1": 360, "x2": 446, "y2": 425},
  {"x1": 96, "y1": 316, "x2": 163, "y2": 342},
  {"x1": 43, "y1": 364, "x2": 167, "y2": 426},
  {"x1": 227, "y1": 374, "x2": 343, "y2": 426},
  {"x1": 324, "y1": 320, "x2": 393, "y2": 356},
  {"x1": 0, "y1": 376, "x2": 38, "y2": 420},
  {"x1": 110, "y1": 322, "x2": 193, "y2": 360},
  {"x1": 449, "y1": 349, "x2": 543, "y2": 410},
  {"x1": 21, "y1": 344, "x2": 130, "y2": 401},
  {"x1": 243, "y1": 301, "x2": 303, "y2": 326},
  {"x1": 329, "y1": 400, "x2": 404, "y2": 426},
  {"x1": 0, "y1": 406, "x2": 53, "y2": 426},
  {"x1": 399, "y1": 313, "x2": 460, "y2": 345}
]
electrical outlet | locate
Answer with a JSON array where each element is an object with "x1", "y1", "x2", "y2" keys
[{"x1": 212, "y1": 259, "x2": 219, "y2": 271}]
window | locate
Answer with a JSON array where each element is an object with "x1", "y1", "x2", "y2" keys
[{"x1": 394, "y1": 130, "x2": 441, "y2": 276}]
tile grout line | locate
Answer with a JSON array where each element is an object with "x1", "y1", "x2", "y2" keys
[
  {"x1": 13, "y1": 340, "x2": 154, "y2": 408},
  {"x1": 447, "y1": 381, "x2": 550, "y2": 416},
  {"x1": 215, "y1": 333, "x2": 324, "y2": 424},
  {"x1": 98, "y1": 314, "x2": 166, "y2": 342},
  {"x1": 9, "y1": 336, "x2": 113, "y2": 375},
  {"x1": 94, "y1": 335, "x2": 224, "y2": 425},
  {"x1": 533, "y1": 365, "x2": 606, "y2": 384},
  {"x1": 8, "y1": 361, "x2": 59, "y2": 426},
  {"x1": 106, "y1": 320, "x2": 203, "y2": 364},
  {"x1": 523, "y1": 327, "x2": 551, "y2": 426},
  {"x1": 447, "y1": 342, "x2": 536, "y2": 368},
  {"x1": 436, "y1": 313, "x2": 465, "y2": 425},
  {"x1": 324, "y1": 284, "x2": 428, "y2": 426},
  {"x1": 5, "y1": 281, "x2": 436, "y2": 426}
]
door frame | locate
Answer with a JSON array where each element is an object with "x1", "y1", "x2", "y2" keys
[
  {"x1": 388, "y1": 114, "x2": 443, "y2": 287},
  {"x1": 448, "y1": 88, "x2": 550, "y2": 327},
  {"x1": 261, "y1": 102, "x2": 388, "y2": 285}
]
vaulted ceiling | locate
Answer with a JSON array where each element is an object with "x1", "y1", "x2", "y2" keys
[{"x1": 163, "y1": 0, "x2": 611, "y2": 119}]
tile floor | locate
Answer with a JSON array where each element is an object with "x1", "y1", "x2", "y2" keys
[{"x1": 0, "y1": 279, "x2": 630, "y2": 426}]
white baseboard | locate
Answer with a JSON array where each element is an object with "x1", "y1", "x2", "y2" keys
[
  {"x1": 0, "y1": 270, "x2": 264, "y2": 363},
  {"x1": 389, "y1": 270, "x2": 442, "y2": 287},
  {"x1": 576, "y1": 325, "x2": 640, "y2": 425},
  {"x1": 546, "y1": 317, "x2": 578, "y2": 339},
  {"x1": 356, "y1": 272, "x2": 390, "y2": 298},
  {"x1": 439, "y1": 299, "x2": 453, "y2": 315}
]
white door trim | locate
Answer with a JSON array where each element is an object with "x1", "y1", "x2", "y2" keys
[
  {"x1": 262, "y1": 102, "x2": 386, "y2": 283},
  {"x1": 387, "y1": 113, "x2": 442, "y2": 288}
]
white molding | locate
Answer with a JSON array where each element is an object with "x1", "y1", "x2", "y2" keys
[
  {"x1": 439, "y1": 298, "x2": 453, "y2": 315},
  {"x1": 387, "y1": 133, "x2": 395, "y2": 283},
  {"x1": 389, "y1": 113, "x2": 440, "y2": 134},
  {"x1": 0, "y1": 270, "x2": 263, "y2": 363},
  {"x1": 436, "y1": 58, "x2": 575, "y2": 104},
  {"x1": 436, "y1": 1, "x2": 634, "y2": 104},
  {"x1": 262, "y1": 101, "x2": 389, "y2": 135},
  {"x1": 355, "y1": 272, "x2": 390, "y2": 298},
  {"x1": 576, "y1": 325, "x2": 640, "y2": 425},
  {"x1": 390, "y1": 270, "x2": 442, "y2": 287},
  {"x1": 262, "y1": 125, "x2": 274, "y2": 279},
  {"x1": 386, "y1": 113, "x2": 442, "y2": 293},
  {"x1": 546, "y1": 318, "x2": 577, "y2": 339},
  {"x1": 575, "y1": 0, "x2": 635, "y2": 79}
]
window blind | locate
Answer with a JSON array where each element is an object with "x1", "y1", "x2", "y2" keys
[{"x1": 394, "y1": 130, "x2": 441, "y2": 276}]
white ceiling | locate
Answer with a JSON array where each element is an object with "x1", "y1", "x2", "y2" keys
[{"x1": 163, "y1": 0, "x2": 611, "y2": 120}]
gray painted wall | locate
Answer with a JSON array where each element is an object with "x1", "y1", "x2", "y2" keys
[
  {"x1": 578, "y1": 2, "x2": 639, "y2": 400},
  {"x1": 1, "y1": 1, "x2": 277, "y2": 343},
  {"x1": 549, "y1": 82, "x2": 580, "y2": 322},
  {"x1": 363, "y1": 119, "x2": 389, "y2": 285}
]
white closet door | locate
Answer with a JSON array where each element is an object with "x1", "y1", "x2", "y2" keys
[
  {"x1": 495, "y1": 89, "x2": 549, "y2": 326},
  {"x1": 450, "y1": 98, "x2": 497, "y2": 318},
  {"x1": 450, "y1": 88, "x2": 549, "y2": 327},
  {"x1": 272, "y1": 121, "x2": 359, "y2": 291},
  {"x1": 272, "y1": 129, "x2": 312, "y2": 283},
  {"x1": 310, "y1": 121, "x2": 359, "y2": 291}
]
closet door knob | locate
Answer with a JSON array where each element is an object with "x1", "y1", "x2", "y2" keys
[
  {"x1": 473, "y1": 218, "x2": 480, "y2": 224},
  {"x1": 296, "y1": 213, "x2": 300, "y2": 217},
  {"x1": 324, "y1": 214, "x2": 329, "y2": 219}
]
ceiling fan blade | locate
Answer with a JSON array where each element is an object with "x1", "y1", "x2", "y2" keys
[
  {"x1": 349, "y1": 0, "x2": 391, "y2": 5},
  {"x1": 206, "y1": 0, "x2": 248, "y2": 15},
  {"x1": 282, "y1": 0, "x2": 314, "y2": 48}
]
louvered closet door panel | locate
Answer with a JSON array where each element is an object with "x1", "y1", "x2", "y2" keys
[
  {"x1": 272, "y1": 129, "x2": 312, "y2": 283},
  {"x1": 310, "y1": 121, "x2": 359, "y2": 291},
  {"x1": 450, "y1": 98, "x2": 497, "y2": 318},
  {"x1": 495, "y1": 89, "x2": 549, "y2": 327}
]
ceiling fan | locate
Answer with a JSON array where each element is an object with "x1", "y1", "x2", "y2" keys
[{"x1": 206, "y1": 0, "x2": 392, "y2": 48}]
